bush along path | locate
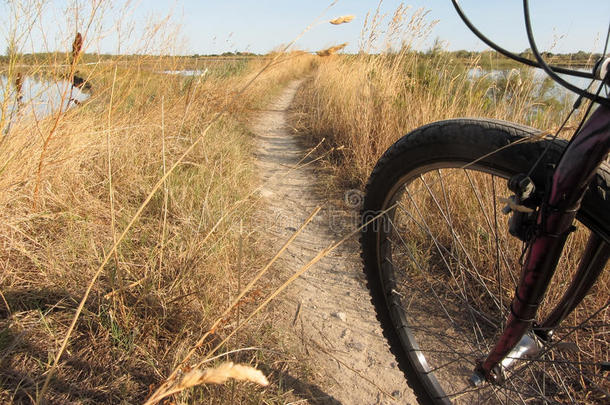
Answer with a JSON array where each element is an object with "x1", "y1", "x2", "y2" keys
[{"x1": 252, "y1": 80, "x2": 416, "y2": 404}]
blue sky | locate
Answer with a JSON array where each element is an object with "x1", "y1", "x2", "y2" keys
[
  {"x1": 178, "y1": 0, "x2": 610, "y2": 54},
  {"x1": 1, "y1": 1, "x2": 609, "y2": 55}
]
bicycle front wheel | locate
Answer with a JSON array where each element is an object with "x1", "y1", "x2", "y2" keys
[{"x1": 361, "y1": 119, "x2": 610, "y2": 404}]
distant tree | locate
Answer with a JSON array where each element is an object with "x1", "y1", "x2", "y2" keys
[
  {"x1": 520, "y1": 48, "x2": 533, "y2": 59},
  {"x1": 454, "y1": 49, "x2": 472, "y2": 59},
  {"x1": 426, "y1": 37, "x2": 446, "y2": 56},
  {"x1": 573, "y1": 50, "x2": 589, "y2": 60}
]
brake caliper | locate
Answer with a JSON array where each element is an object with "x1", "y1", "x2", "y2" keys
[{"x1": 502, "y1": 173, "x2": 539, "y2": 242}]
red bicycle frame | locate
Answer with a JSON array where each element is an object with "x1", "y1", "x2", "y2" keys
[{"x1": 477, "y1": 104, "x2": 610, "y2": 381}]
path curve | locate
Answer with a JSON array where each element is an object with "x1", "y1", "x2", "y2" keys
[{"x1": 252, "y1": 80, "x2": 417, "y2": 404}]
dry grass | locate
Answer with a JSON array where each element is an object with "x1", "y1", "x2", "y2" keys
[
  {"x1": 0, "y1": 1, "x2": 368, "y2": 402},
  {"x1": 0, "y1": 5, "x2": 320, "y2": 401},
  {"x1": 295, "y1": 52, "x2": 574, "y2": 186}
]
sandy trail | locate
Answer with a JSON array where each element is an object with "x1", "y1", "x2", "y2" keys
[{"x1": 252, "y1": 80, "x2": 417, "y2": 404}]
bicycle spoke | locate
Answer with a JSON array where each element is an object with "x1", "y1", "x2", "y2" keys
[
  {"x1": 392, "y1": 200, "x2": 494, "y2": 352},
  {"x1": 392, "y1": 202, "x2": 501, "y2": 329},
  {"x1": 418, "y1": 174, "x2": 505, "y2": 316},
  {"x1": 369, "y1": 160, "x2": 608, "y2": 403}
]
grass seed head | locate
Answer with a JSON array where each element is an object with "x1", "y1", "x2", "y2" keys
[
  {"x1": 15, "y1": 72, "x2": 23, "y2": 93},
  {"x1": 330, "y1": 15, "x2": 355, "y2": 25},
  {"x1": 316, "y1": 43, "x2": 348, "y2": 57},
  {"x1": 173, "y1": 362, "x2": 269, "y2": 391},
  {"x1": 71, "y1": 32, "x2": 83, "y2": 64}
]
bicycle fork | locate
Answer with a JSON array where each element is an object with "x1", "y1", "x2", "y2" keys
[{"x1": 472, "y1": 104, "x2": 610, "y2": 385}]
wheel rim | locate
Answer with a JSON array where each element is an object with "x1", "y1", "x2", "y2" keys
[{"x1": 377, "y1": 163, "x2": 609, "y2": 404}]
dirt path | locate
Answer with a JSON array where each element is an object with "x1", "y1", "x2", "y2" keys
[{"x1": 252, "y1": 80, "x2": 417, "y2": 404}]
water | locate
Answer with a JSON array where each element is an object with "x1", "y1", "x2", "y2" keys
[
  {"x1": 162, "y1": 68, "x2": 209, "y2": 76},
  {"x1": 467, "y1": 67, "x2": 600, "y2": 102},
  {"x1": 0, "y1": 74, "x2": 89, "y2": 124}
]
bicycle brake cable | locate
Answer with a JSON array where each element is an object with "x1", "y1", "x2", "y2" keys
[
  {"x1": 523, "y1": 0, "x2": 610, "y2": 107},
  {"x1": 525, "y1": 82, "x2": 605, "y2": 179},
  {"x1": 450, "y1": 0, "x2": 595, "y2": 79},
  {"x1": 523, "y1": 4, "x2": 610, "y2": 177}
]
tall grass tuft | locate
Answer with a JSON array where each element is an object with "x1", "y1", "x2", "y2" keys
[
  {"x1": 295, "y1": 5, "x2": 577, "y2": 187},
  {"x1": 0, "y1": 1, "x2": 317, "y2": 403}
]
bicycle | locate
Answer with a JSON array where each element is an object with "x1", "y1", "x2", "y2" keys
[{"x1": 360, "y1": 1, "x2": 610, "y2": 403}]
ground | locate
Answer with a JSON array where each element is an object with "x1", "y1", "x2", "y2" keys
[{"x1": 252, "y1": 80, "x2": 417, "y2": 405}]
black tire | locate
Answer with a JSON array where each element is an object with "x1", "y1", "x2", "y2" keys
[{"x1": 361, "y1": 119, "x2": 610, "y2": 404}]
